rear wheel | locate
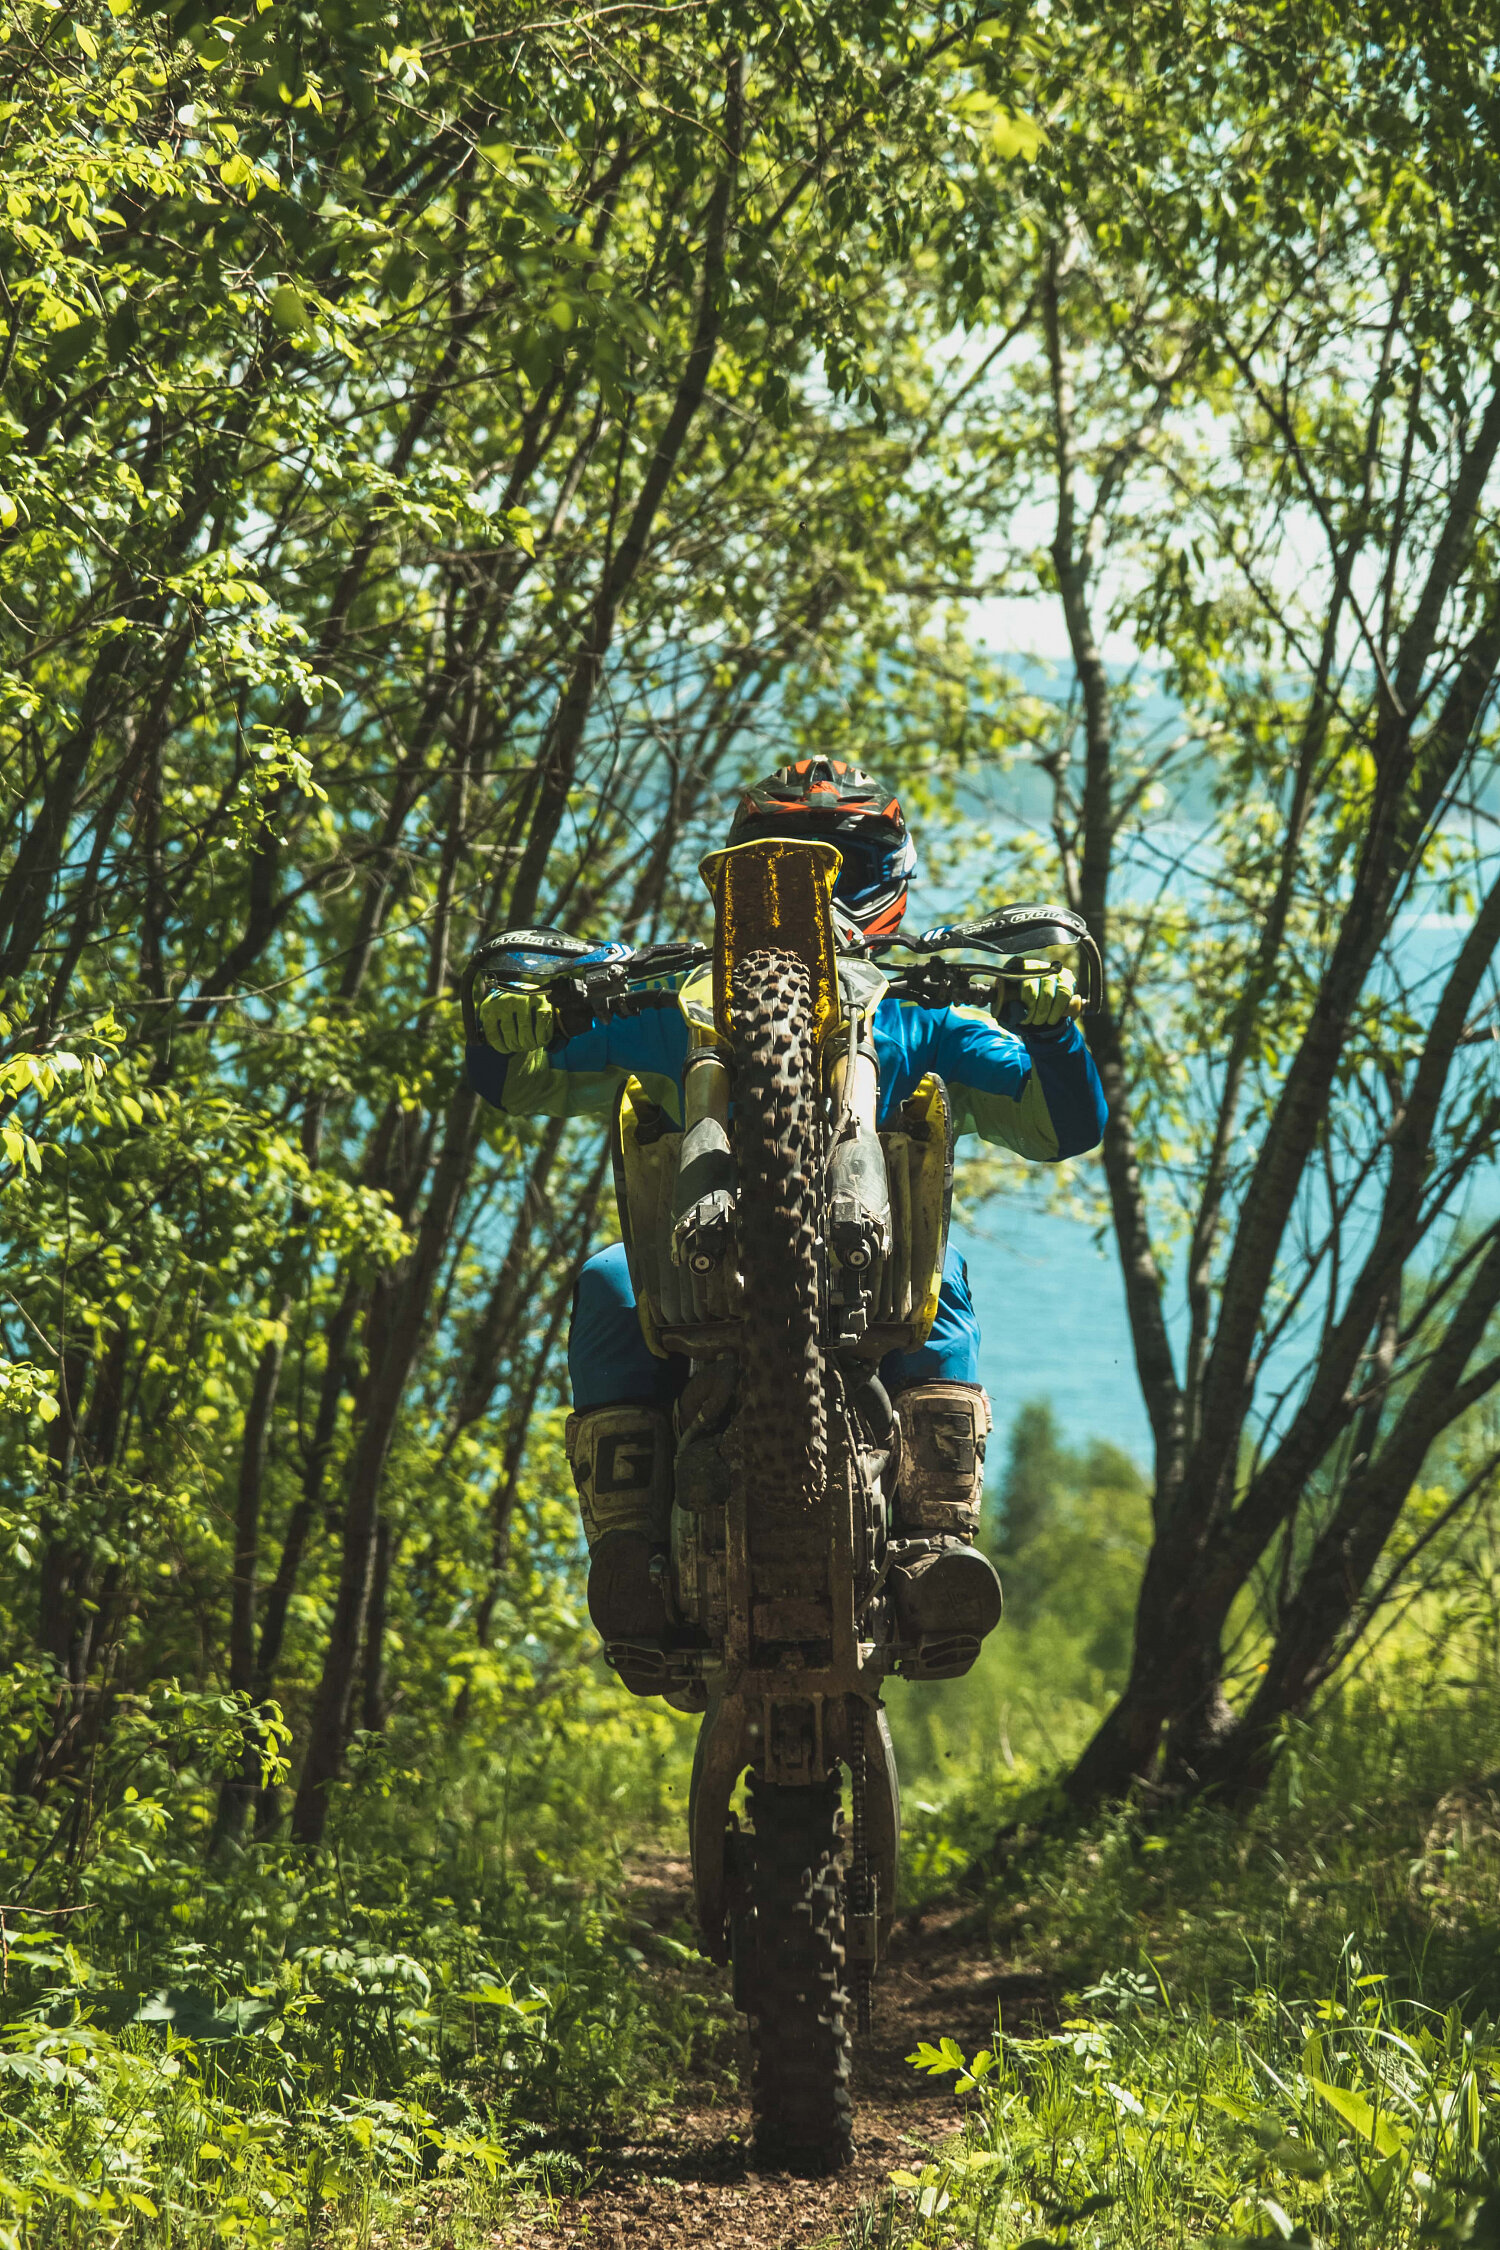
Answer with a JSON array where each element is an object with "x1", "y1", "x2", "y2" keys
[{"x1": 740, "y1": 1772, "x2": 853, "y2": 2173}]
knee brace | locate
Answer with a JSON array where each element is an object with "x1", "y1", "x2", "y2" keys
[
  {"x1": 892, "y1": 1381, "x2": 992, "y2": 1539},
  {"x1": 564, "y1": 1404, "x2": 672, "y2": 1549}
]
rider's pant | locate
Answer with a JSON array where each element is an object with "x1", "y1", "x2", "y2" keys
[{"x1": 568, "y1": 1238, "x2": 982, "y2": 1410}]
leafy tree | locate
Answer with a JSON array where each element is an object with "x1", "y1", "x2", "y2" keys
[
  {"x1": 990, "y1": 1400, "x2": 1150, "y2": 1683},
  {"x1": 945, "y1": 0, "x2": 1500, "y2": 1804},
  {"x1": 0, "y1": 0, "x2": 1045, "y2": 1853},
  {"x1": 992, "y1": 1400, "x2": 1069, "y2": 1558}
]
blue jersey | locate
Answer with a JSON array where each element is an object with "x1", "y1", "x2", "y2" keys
[{"x1": 467, "y1": 993, "x2": 1106, "y2": 1163}]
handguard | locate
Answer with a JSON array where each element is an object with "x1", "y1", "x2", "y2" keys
[{"x1": 879, "y1": 899, "x2": 1102, "y2": 1018}]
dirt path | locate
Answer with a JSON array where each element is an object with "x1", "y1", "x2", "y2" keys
[{"x1": 501, "y1": 1855, "x2": 1049, "y2": 2250}]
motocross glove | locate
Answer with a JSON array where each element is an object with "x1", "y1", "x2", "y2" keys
[
  {"x1": 997, "y1": 961, "x2": 1079, "y2": 1038},
  {"x1": 479, "y1": 988, "x2": 557, "y2": 1054}
]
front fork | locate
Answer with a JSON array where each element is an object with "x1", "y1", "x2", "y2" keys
[
  {"x1": 688, "y1": 1685, "x2": 901, "y2": 2017},
  {"x1": 826, "y1": 1029, "x2": 893, "y2": 1343}
]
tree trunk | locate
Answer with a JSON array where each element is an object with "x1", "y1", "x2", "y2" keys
[
  {"x1": 250, "y1": 1282, "x2": 364, "y2": 1836},
  {"x1": 1062, "y1": 1525, "x2": 1240, "y2": 1806},
  {"x1": 291, "y1": 1086, "x2": 480, "y2": 1844},
  {"x1": 212, "y1": 1324, "x2": 287, "y2": 1848},
  {"x1": 361, "y1": 1517, "x2": 393, "y2": 1736}
]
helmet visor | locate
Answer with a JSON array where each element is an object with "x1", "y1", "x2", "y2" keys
[
  {"x1": 830, "y1": 831, "x2": 912, "y2": 912},
  {"x1": 732, "y1": 814, "x2": 914, "y2": 921}
]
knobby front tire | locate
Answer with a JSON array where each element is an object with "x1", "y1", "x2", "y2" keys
[
  {"x1": 742, "y1": 1772, "x2": 854, "y2": 2173},
  {"x1": 728, "y1": 946, "x2": 826, "y2": 1506},
  {"x1": 727, "y1": 949, "x2": 851, "y2": 2169}
]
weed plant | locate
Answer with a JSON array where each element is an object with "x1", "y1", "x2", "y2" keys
[
  {"x1": 888, "y1": 1405, "x2": 1153, "y2": 1902},
  {"x1": 870, "y1": 1600, "x2": 1500, "y2": 2245},
  {"x1": 874, "y1": 1957, "x2": 1500, "y2": 2247},
  {"x1": 0, "y1": 1666, "x2": 719, "y2": 2247}
]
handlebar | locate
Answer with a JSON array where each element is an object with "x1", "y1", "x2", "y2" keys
[
  {"x1": 461, "y1": 901, "x2": 1100, "y2": 1046},
  {"x1": 460, "y1": 934, "x2": 710, "y2": 1044},
  {"x1": 547, "y1": 973, "x2": 684, "y2": 1042},
  {"x1": 879, "y1": 957, "x2": 1089, "y2": 1018}
]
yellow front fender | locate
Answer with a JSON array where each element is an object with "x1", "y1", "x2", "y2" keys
[{"x1": 698, "y1": 836, "x2": 844, "y2": 1045}]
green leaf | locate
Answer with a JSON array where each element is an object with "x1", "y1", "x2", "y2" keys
[
  {"x1": 269, "y1": 283, "x2": 310, "y2": 334},
  {"x1": 989, "y1": 109, "x2": 1044, "y2": 160},
  {"x1": 1257, "y1": 2132, "x2": 1328, "y2": 2180},
  {"x1": 1306, "y1": 2078, "x2": 1406, "y2": 2158},
  {"x1": 131, "y1": 1988, "x2": 276, "y2": 2042},
  {"x1": 383, "y1": 248, "x2": 419, "y2": 301}
]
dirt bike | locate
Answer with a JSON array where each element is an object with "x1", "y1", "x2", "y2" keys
[{"x1": 463, "y1": 839, "x2": 1100, "y2": 2171}]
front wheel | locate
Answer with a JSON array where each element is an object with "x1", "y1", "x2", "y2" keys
[
  {"x1": 738, "y1": 1771, "x2": 854, "y2": 2173},
  {"x1": 729, "y1": 946, "x2": 826, "y2": 1506}
]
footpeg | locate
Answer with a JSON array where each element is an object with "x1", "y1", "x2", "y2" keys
[
  {"x1": 601, "y1": 1635, "x2": 709, "y2": 1703},
  {"x1": 601, "y1": 1637, "x2": 672, "y2": 1695}
]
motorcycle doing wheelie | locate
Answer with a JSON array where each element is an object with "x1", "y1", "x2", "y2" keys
[{"x1": 463, "y1": 839, "x2": 1100, "y2": 2171}]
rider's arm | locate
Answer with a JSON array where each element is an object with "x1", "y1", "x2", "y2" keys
[
  {"x1": 466, "y1": 1007, "x2": 690, "y2": 1124},
  {"x1": 941, "y1": 1007, "x2": 1106, "y2": 1159}
]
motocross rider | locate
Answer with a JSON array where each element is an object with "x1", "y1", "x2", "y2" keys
[{"x1": 466, "y1": 758, "x2": 1108, "y2": 1687}]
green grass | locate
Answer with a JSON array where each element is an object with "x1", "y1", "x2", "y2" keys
[
  {"x1": 861, "y1": 1655, "x2": 1500, "y2": 2248},
  {"x1": 12, "y1": 1408, "x2": 1500, "y2": 2249},
  {"x1": 860, "y1": 1966, "x2": 1500, "y2": 2248},
  {"x1": 0, "y1": 1667, "x2": 724, "y2": 2249}
]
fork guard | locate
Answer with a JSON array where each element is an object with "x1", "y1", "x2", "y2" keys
[{"x1": 688, "y1": 1688, "x2": 901, "y2": 1966}]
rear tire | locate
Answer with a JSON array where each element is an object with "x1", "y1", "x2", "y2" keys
[{"x1": 742, "y1": 1772, "x2": 854, "y2": 2173}]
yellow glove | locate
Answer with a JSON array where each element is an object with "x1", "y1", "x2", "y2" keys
[
  {"x1": 479, "y1": 988, "x2": 556, "y2": 1054},
  {"x1": 999, "y1": 961, "x2": 1079, "y2": 1036}
]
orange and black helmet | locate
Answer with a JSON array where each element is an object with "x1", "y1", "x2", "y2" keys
[{"x1": 728, "y1": 757, "x2": 917, "y2": 940}]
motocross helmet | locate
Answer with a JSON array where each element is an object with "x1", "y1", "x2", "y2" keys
[{"x1": 728, "y1": 757, "x2": 917, "y2": 940}]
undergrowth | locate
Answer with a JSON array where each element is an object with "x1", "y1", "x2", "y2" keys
[
  {"x1": 866, "y1": 1960, "x2": 1500, "y2": 2247},
  {"x1": 0, "y1": 1671, "x2": 722, "y2": 2247},
  {"x1": 866, "y1": 1648, "x2": 1500, "y2": 2247},
  {"x1": 14, "y1": 1395, "x2": 1500, "y2": 2250}
]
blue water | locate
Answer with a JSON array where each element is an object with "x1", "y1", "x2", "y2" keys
[
  {"x1": 955, "y1": 1182, "x2": 1151, "y2": 1462},
  {"x1": 950, "y1": 908, "x2": 1500, "y2": 1472},
  {"x1": 915, "y1": 763, "x2": 1500, "y2": 1473}
]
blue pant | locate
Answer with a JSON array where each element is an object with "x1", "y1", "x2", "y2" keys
[{"x1": 568, "y1": 1239, "x2": 982, "y2": 1411}]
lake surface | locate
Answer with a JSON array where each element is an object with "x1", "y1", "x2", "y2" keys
[
  {"x1": 921, "y1": 763, "x2": 1497, "y2": 1474},
  {"x1": 955, "y1": 1189, "x2": 1151, "y2": 1463}
]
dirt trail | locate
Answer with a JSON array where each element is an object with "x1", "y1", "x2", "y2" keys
[{"x1": 501, "y1": 1854, "x2": 1049, "y2": 2250}]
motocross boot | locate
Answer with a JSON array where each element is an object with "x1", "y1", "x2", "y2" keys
[
  {"x1": 565, "y1": 1403, "x2": 673, "y2": 1695},
  {"x1": 888, "y1": 1381, "x2": 1002, "y2": 1678}
]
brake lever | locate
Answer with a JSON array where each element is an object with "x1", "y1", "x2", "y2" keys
[
  {"x1": 549, "y1": 968, "x2": 684, "y2": 1042},
  {"x1": 884, "y1": 959, "x2": 981, "y2": 1010},
  {"x1": 885, "y1": 957, "x2": 1089, "y2": 1023}
]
